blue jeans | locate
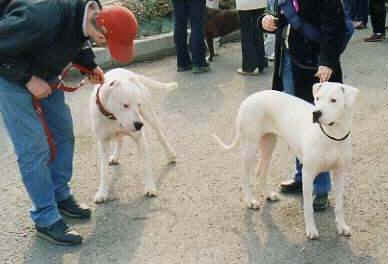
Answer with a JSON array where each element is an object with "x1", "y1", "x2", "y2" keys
[
  {"x1": 282, "y1": 51, "x2": 331, "y2": 195},
  {"x1": 0, "y1": 77, "x2": 74, "y2": 227},
  {"x1": 171, "y1": 0, "x2": 207, "y2": 67}
]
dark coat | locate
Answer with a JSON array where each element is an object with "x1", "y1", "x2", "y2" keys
[
  {"x1": 260, "y1": 0, "x2": 346, "y2": 103},
  {"x1": 0, "y1": 0, "x2": 98, "y2": 84}
]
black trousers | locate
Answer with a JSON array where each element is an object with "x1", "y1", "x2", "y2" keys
[
  {"x1": 370, "y1": 0, "x2": 386, "y2": 34},
  {"x1": 239, "y1": 9, "x2": 266, "y2": 72},
  {"x1": 171, "y1": 0, "x2": 207, "y2": 67}
]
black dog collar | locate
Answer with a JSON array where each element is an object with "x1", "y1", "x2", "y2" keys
[{"x1": 318, "y1": 122, "x2": 350, "y2": 141}]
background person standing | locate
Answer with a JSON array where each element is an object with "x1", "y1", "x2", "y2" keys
[
  {"x1": 236, "y1": 0, "x2": 267, "y2": 75},
  {"x1": 364, "y1": 0, "x2": 386, "y2": 41},
  {"x1": 171, "y1": 0, "x2": 210, "y2": 74}
]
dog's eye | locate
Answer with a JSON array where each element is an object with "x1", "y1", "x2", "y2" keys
[
  {"x1": 331, "y1": 98, "x2": 337, "y2": 103},
  {"x1": 123, "y1": 104, "x2": 130, "y2": 109}
]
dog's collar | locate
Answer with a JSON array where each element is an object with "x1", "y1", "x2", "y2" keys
[
  {"x1": 318, "y1": 122, "x2": 350, "y2": 141},
  {"x1": 96, "y1": 84, "x2": 116, "y2": 120}
]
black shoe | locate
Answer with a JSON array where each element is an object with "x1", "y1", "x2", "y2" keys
[
  {"x1": 36, "y1": 219, "x2": 82, "y2": 246},
  {"x1": 364, "y1": 33, "x2": 385, "y2": 42},
  {"x1": 192, "y1": 63, "x2": 210, "y2": 74},
  {"x1": 58, "y1": 195, "x2": 91, "y2": 219},
  {"x1": 177, "y1": 65, "x2": 192, "y2": 72},
  {"x1": 313, "y1": 193, "x2": 330, "y2": 212},
  {"x1": 279, "y1": 179, "x2": 302, "y2": 194}
]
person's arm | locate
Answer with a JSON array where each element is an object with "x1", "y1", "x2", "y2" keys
[
  {"x1": 0, "y1": 1, "x2": 55, "y2": 84},
  {"x1": 72, "y1": 42, "x2": 98, "y2": 70},
  {"x1": 72, "y1": 42, "x2": 104, "y2": 84},
  {"x1": 318, "y1": 0, "x2": 346, "y2": 69},
  {"x1": 258, "y1": 12, "x2": 287, "y2": 34}
]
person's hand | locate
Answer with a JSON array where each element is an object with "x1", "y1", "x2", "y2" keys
[
  {"x1": 87, "y1": 66, "x2": 105, "y2": 84},
  {"x1": 262, "y1": 15, "x2": 278, "y2": 32},
  {"x1": 26, "y1": 76, "x2": 52, "y2": 99},
  {"x1": 315, "y1": 66, "x2": 333, "y2": 83}
]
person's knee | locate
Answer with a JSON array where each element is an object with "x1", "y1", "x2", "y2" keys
[{"x1": 17, "y1": 136, "x2": 51, "y2": 172}]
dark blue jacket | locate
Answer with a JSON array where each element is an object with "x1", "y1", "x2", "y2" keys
[
  {"x1": 260, "y1": 0, "x2": 346, "y2": 103},
  {"x1": 0, "y1": 0, "x2": 98, "y2": 84}
]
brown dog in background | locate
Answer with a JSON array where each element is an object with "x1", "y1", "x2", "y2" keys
[{"x1": 205, "y1": 7, "x2": 240, "y2": 61}]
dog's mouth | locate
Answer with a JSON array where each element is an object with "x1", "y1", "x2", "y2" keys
[{"x1": 119, "y1": 123, "x2": 138, "y2": 133}]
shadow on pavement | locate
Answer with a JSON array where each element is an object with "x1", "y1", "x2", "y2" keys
[
  {"x1": 235, "y1": 202, "x2": 377, "y2": 264},
  {"x1": 22, "y1": 162, "x2": 177, "y2": 264}
]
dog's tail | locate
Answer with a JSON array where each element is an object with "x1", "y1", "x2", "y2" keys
[
  {"x1": 212, "y1": 115, "x2": 241, "y2": 151},
  {"x1": 135, "y1": 74, "x2": 178, "y2": 91}
]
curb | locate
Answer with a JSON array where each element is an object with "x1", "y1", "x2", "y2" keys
[
  {"x1": 93, "y1": 31, "x2": 177, "y2": 69},
  {"x1": 91, "y1": 30, "x2": 242, "y2": 71}
]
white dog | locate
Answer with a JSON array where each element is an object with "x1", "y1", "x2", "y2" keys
[
  {"x1": 90, "y1": 68, "x2": 177, "y2": 203},
  {"x1": 213, "y1": 82, "x2": 359, "y2": 239}
]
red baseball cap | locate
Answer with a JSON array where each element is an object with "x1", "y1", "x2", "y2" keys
[{"x1": 96, "y1": 5, "x2": 138, "y2": 63}]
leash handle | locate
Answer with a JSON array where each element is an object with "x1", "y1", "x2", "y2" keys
[{"x1": 56, "y1": 64, "x2": 96, "y2": 92}]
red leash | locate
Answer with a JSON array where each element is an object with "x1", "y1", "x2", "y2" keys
[{"x1": 32, "y1": 64, "x2": 95, "y2": 162}]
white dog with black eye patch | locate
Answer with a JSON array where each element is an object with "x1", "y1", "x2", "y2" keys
[
  {"x1": 213, "y1": 82, "x2": 359, "y2": 239},
  {"x1": 90, "y1": 68, "x2": 177, "y2": 203}
]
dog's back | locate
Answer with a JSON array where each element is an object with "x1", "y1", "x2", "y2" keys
[{"x1": 205, "y1": 7, "x2": 240, "y2": 38}]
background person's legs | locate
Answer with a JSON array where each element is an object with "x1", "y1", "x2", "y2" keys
[
  {"x1": 172, "y1": 0, "x2": 192, "y2": 69},
  {"x1": 189, "y1": 0, "x2": 207, "y2": 67},
  {"x1": 238, "y1": 9, "x2": 266, "y2": 73}
]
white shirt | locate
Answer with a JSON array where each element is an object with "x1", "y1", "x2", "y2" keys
[
  {"x1": 82, "y1": 1, "x2": 99, "y2": 37},
  {"x1": 235, "y1": 0, "x2": 266, "y2": 10}
]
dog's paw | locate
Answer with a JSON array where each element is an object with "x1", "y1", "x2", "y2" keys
[
  {"x1": 247, "y1": 200, "x2": 260, "y2": 210},
  {"x1": 108, "y1": 159, "x2": 120, "y2": 166},
  {"x1": 305, "y1": 225, "x2": 320, "y2": 240},
  {"x1": 266, "y1": 192, "x2": 280, "y2": 202},
  {"x1": 166, "y1": 82, "x2": 178, "y2": 91},
  {"x1": 336, "y1": 223, "x2": 352, "y2": 237},
  {"x1": 167, "y1": 153, "x2": 177, "y2": 164},
  {"x1": 145, "y1": 185, "x2": 157, "y2": 198},
  {"x1": 145, "y1": 190, "x2": 157, "y2": 198},
  {"x1": 94, "y1": 190, "x2": 110, "y2": 204}
]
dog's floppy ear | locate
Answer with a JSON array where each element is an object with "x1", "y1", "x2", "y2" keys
[
  {"x1": 102, "y1": 80, "x2": 120, "y2": 99},
  {"x1": 312, "y1": 83, "x2": 323, "y2": 98},
  {"x1": 341, "y1": 84, "x2": 360, "y2": 107}
]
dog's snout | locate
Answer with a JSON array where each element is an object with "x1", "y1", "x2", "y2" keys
[
  {"x1": 312, "y1": 110, "x2": 322, "y2": 123},
  {"x1": 134, "y1": 121, "x2": 143, "y2": 131}
]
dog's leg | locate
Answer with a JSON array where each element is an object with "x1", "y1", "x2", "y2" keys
[
  {"x1": 140, "y1": 107, "x2": 176, "y2": 164},
  {"x1": 241, "y1": 139, "x2": 260, "y2": 209},
  {"x1": 134, "y1": 130, "x2": 157, "y2": 197},
  {"x1": 95, "y1": 138, "x2": 113, "y2": 203},
  {"x1": 333, "y1": 166, "x2": 351, "y2": 236},
  {"x1": 302, "y1": 166, "x2": 320, "y2": 239},
  {"x1": 256, "y1": 134, "x2": 279, "y2": 202},
  {"x1": 109, "y1": 135, "x2": 123, "y2": 166},
  {"x1": 206, "y1": 36, "x2": 215, "y2": 62}
]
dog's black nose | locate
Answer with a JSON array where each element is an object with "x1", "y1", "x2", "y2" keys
[
  {"x1": 134, "y1": 121, "x2": 143, "y2": 131},
  {"x1": 312, "y1": 110, "x2": 322, "y2": 123}
]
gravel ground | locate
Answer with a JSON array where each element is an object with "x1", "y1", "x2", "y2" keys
[{"x1": 0, "y1": 28, "x2": 388, "y2": 264}]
